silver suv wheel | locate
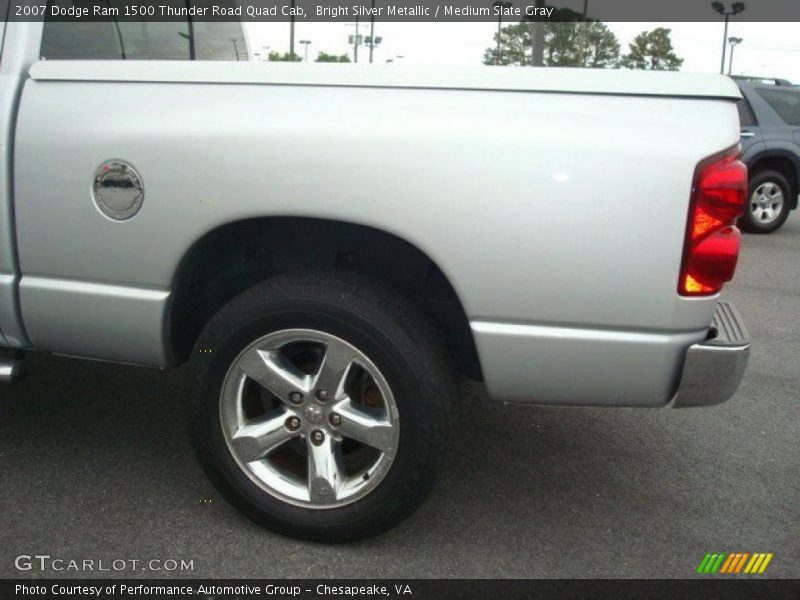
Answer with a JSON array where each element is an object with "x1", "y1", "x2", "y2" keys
[
  {"x1": 220, "y1": 329, "x2": 400, "y2": 509},
  {"x1": 750, "y1": 181, "x2": 785, "y2": 225}
]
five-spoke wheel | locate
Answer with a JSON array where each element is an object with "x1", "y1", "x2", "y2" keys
[{"x1": 221, "y1": 329, "x2": 399, "y2": 508}]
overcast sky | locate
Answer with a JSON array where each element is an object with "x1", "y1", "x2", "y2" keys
[{"x1": 247, "y1": 21, "x2": 800, "y2": 82}]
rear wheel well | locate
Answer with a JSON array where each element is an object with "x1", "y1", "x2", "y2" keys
[
  {"x1": 749, "y1": 155, "x2": 798, "y2": 208},
  {"x1": 169, "y1": 217, "x2": 482, "y2": 381}
]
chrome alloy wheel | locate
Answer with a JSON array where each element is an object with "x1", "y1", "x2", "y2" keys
[
  {"x1": 220, "y1": 329, "x2": 399, "y2": 509},
  {"x1": 750, "y1": 181, "x2": 785, "y2": 224}
]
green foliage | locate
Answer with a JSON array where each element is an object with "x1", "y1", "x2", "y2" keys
[
  {"x1": 483, "y1": 8, "x2": 620, "y2": 68},
  {"x1": 483, "y1": 23, "x2": 530, "y2": 66},
  {"x1": 268, "y1": 51, "x2": 302, "y2": 62},
  {"x1": 315, "y1": 52, "x2": 352, "y2": 63},
  {"x1": 578, "y1": 21, "x2": 621, "y2": 68},
  {"x1": 620, "y1": 28, "x2": 684, "y2": 71}
]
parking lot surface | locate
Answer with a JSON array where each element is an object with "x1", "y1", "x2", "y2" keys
[{"x1": 1, "y1": 213, "x2": 798, "y2": 579}]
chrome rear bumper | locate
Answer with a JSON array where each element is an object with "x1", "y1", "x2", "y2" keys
[
  {"x1": 673, "y1": 302, "x2": 750, "y2": 408},
  {"x1": 0, "y1": 348, "x2": 24, "y2": 383}
]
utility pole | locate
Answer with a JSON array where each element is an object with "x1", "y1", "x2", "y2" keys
[
  {"x1": 347, "y1": 22, "x2": 365, "y2": 63},
  {"x1": 299, "y1": 40, "x2": 311, "y2": 62},
  {"x1": 532, "y1": 0, "x2": 544, "y2": 66},
  {"x1": 711, "y1": 2, "x2": 745, "y2": 74},
  {"x1": 492, "y1": 1, "x2": 512, "y2": 65},
  {"x1": 289, "y1": 0, "x2": 296, "y2": 59},
  {"x1": 365, "y1": 35, "x2": 383, "y2": 60},
  {"x1": 369, "y1": 0, "x2": 376, "y2": 63},
  {"x1": 579, "y1": 0, "x2": 590, "y2": 66},
  {"x1": 184, "y1": 0, "x2": 196, "y2": 59},
  {"x1": 354, "y1": 17, "x2": 360, "y2": 63},
  {"x1": 720, "y1": 14, "x2": 730, "y2": 74},
  {"x1": 728, "y1": 36, "x2": 742, "y2": 75},
  {"x1": 577, "y1": 0, "x2": 590, "y2": 67}
]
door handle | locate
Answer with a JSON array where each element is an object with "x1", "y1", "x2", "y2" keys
[{"x1": 740, "y1": 131, "x2": 755, "y2": 138}]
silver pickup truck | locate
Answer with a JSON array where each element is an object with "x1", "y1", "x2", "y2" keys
[{"x1": 0, "y1": 19, "x2": 750, "y2": 541}]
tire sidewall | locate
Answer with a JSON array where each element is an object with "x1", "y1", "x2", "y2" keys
[
  {"x1": 742, "y1": 170, "x2": 792, "y2": 233},
  {"x1": 190, "y1": 281, "x2": 449, "y2": 540}
]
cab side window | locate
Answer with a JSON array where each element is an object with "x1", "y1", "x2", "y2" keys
[
  {"x1": 40, "y1": 0, "x2": 246, "y2": 61},
  {"x1": 41, "y1": 21, "x2": 191, "y2": 60},
  {"x1": 193, "y1": 22, "x2": 249, "y2": 61},
  {"x1": 0, "y1": 0, "x2": 9, "y2": 60}
]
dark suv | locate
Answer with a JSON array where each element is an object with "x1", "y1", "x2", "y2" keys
[{"x1": 734, "y1": 77, "x2": 800, "y2": 233}]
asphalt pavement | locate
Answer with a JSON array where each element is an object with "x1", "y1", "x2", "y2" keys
[{"x1": 1, "y1": 212, "x2": 798, "y2": 579}]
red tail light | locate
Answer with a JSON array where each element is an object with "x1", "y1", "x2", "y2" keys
[{"x1": 679, "y1": 148, "x2": 747, "y2": 296}]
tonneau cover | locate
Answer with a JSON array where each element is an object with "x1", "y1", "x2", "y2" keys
[{"x1": 30, "y1": 61, "x2": 742, "y2": 100}]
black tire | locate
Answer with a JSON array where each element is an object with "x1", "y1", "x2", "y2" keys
[
  {"x1": 739, "y1": 169, "x2": 792, "y2": 234},
  {"x1": 188, "y1": 270, "x2": 457, "y2": 542}
]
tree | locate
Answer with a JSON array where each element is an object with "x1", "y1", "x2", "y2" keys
[
  {"x1": 268, "y1": 51, "x2": 302, "y2": 62},
  {"x1": 483, "y1": 9, "x2": 620, "y2": 68},
  {"x1": 581, "y1": 22, "x2": 622, "y2": 68},
  {"x1": 620, "y1": 28, "x2": 683, "y2": 71},
  {"x1": 315, "y1": 52, "x2": 352, "y2": 63},
  {"x1": 483, "y1": 23, "x2": 530, "y2": 66}
]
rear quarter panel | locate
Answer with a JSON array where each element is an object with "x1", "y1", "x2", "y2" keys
[{"x1": 13, "y1": 75, "x2": 740, "y2": 403}]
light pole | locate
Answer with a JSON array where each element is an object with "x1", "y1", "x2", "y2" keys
[
  {"x1": 365, "y1": 35, "x2": 383, "y2": 61},
  {"x1": 728, "y1": 36, "x2": 742, "y2": 75},
  {"x1": 532, "y1": 0, "x2": 545, "y2": 66},
  {"x1": 354, "y1": 17, "x2": 360, "y2": 63},
  {"x1": 711, "y1": 2, "x2": 745, "y2": 74},
  {"x1": 577, "y1": 0, "x2": 590, "y2": 66},
  {"x1": 491, "y1": 1, "x2": 513, "y2": 65},
  {"x1": 289, "y1": 0, "x2": 296, "y2": 59},
  {"x1": 299, "y1": 40, "x2": 311, "y2": 62},
  {"x1": 348, "y1": 20, "x2": 364, "y2": 63},
  {"x1": 369, "y1": 0, "x2": 377, "y2": 63}
]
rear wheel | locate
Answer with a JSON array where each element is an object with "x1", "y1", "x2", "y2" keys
[
  {"x1": 739, "y1": 169, "x2": 792, "y2": 234},
  {"x1": 188, "y1": 270, "x2": 457, "y2": 541}
]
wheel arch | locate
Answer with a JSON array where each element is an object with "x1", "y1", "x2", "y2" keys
[{"x1": 167, "y1": 216, "x2": 483, "y2": 381}]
